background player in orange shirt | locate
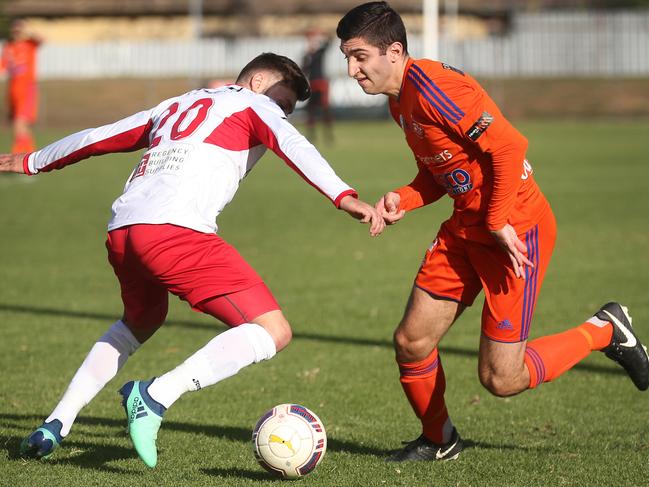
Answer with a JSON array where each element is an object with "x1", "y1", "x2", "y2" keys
[
  {"x1": 1, "y1": 19, "x2": 42, "y2": 153},
  {"x1": 337, "y1": 1, "x2": 649, "y2": 462}
]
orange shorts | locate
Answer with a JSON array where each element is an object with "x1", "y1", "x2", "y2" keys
[
  {"x1": 106, "y1": 224, "x2": 280, "y2": 331},
  {"x1": 8, "y1": 81, "x2": 38, "y2": 122},
  {"x1": 415, "y1": 209, "x2": 557, "y2": 342}
]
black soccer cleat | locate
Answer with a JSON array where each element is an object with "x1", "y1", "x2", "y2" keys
[
  {"x1": 597, "y1": 302, "x2": 649, "y2": 391},
  {"x1": 386, "y1": 428, "x2": 463, "y2": 462}
]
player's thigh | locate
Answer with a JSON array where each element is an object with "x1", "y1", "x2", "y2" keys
[
  {"x1": 106, "y1": 228, "x2": 169, "y2": 343},
  {"x1": 470, "y1": 211, "x2": 557, "y2": 343},
  {"x1": 478, "y1": 334, "x2": 528, "y2": 396},
  {"x1": 395, "y1": 286, "x2": 466, "y2": 362},
  {"x1": 397, "y1": 228, "x2": 482, "y2": 361}
]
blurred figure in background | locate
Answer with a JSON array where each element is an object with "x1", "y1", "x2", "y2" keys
[
  {"x1": 1, "y1": 19, "x2": 42, "y2": 153},
  {"x1": 302, "y1": 27, "x2": 334, "y2": 143}
]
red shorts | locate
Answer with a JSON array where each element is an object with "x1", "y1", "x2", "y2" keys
[
  {"x1": 415, "y1": 209, "x2": 557, "y2": 343},
  {"x1": 105, "y1": 224, "x2": 280, "y2": 331}
]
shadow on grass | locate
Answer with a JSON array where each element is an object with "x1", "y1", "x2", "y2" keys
[
  {"x1": 1, "y1": 412, "x2": 538, "y2": 481},
  {"x1": 0, "y1": 302, "x2": 627, "y2": 377},
  {"x1": 201, "y1": 467, "x2": 283, "y2": 482},
  {"x1": 0, "y1": 412, "x2": 394, "y2": 463},
  {"x1": 1, "y1": 433, "x2": 139, "y2": 474}
]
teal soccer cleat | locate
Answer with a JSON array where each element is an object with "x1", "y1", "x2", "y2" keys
[
  {"x1": 20, "y1": 419, "x2": 64, "y2": 459},
  {"x1": 119, "y1": 379, "x2": 166, "y2": 468}
]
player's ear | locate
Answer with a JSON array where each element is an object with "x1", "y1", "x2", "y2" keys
[
  {"x1": 387, "y1": 42, "x2": 404, "y2": 62},
  {"x1": 249, "y1": 72, "x2": 266, "y2": 94}
]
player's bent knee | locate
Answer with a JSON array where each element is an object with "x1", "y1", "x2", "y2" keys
[
  {"x1": 123, "y1": 318, "x2": 165, "y2": 343},
  {"x1": 272, "y1": 323, "x2": 292, "y2": 352},
  {"x1": 479, "y1": 370, "x2": 525, "y2": 397},
  {"x1": 393, "y1": 328, "x2": 435, "y2": 362},
  {"x1": 252, "y1": 310, "x2": 292, "y2": 352}
]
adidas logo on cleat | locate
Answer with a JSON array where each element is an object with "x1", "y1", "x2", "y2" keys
[
  {"x1": 136, "y1": 404, "x2": 148, "y2": 419},
  {"x1": 130, "y1": 397, "x2": 148, "y2": 423}
]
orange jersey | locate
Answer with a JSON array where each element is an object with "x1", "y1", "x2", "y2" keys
[
  {"x1": 2, "y1": 38, "x2": 40, "y2": 122},
  {"x1": 390, "y1": 58, "x2": 550, "y2": 243},
  {"x1": 1, "y1": 39, "x2": 40, "y2": 85}
]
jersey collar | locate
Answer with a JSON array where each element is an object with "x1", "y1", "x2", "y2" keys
[{"x1": 397, "y1": 57, "x2": 415, "y2": 100}]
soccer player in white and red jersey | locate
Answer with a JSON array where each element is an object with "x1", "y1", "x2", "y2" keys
[
  {"x1": 337, "y1": 1, "x2": 649, "y2": 462},
  {"x1": 0, "y1": 53, "x2": 385, "y2": 467}
]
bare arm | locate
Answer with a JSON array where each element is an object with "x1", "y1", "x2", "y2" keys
[{"x1": 0, "y1": 153, "x2": 27, "y2": 173}]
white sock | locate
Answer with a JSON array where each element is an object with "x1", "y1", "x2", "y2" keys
[
  {"x1": 148, "y1": 323, "x2": 276, "y2": 409},
  {"x1": 46, "y1": 320, "x2": 140, "y2": 436}
]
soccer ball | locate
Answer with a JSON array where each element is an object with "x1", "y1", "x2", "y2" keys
[{"x1": 252, "y1": 403, "x2": 327, "y2": 479}]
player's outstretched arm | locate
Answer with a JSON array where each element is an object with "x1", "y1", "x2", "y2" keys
[
  {"x1": 375, "y1": 192, "x2": 406, "y2": 225},
  {"x1": 490, "y1": 224, "x2": 534, "y2": 279},
  {"x1": 0, "y1": 153, "x2": 26, "y2": 173},
  {"x1": 339, "y1": 195, "x2": 385, "y2": 237}
]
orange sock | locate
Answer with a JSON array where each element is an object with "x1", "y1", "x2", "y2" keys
[
  {"x1": 525, "y1": 321, "x2": 613, "y2": 388},
  {"x1": 12, "y1": 134, "x2": 35, "y2": 153},
  {"x1": 398, "y1": 348, "x2": 449, "y2": 443}
]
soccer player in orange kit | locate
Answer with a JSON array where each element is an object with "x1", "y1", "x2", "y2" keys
[
  {"x1": 337, "y1": 1, "x2": 649, "y2": 462},
  {"x1": 1, "y1": 19, "x2": 41, "y2": 153}
]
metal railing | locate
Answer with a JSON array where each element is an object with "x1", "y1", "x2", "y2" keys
[{"x1": 3, "y1": 10, "x2": 647, "y2": 107}]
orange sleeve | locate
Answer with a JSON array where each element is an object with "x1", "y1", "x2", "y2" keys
[
  {"x1": 421, "y1": 74, "x2": 528, "y2": 231},
  {"x1": 394, "y1": 162, "x2": 446, "y2": 212},
  {"x1": 485, "y1": 133, "x2": 528, "y2": 231}
]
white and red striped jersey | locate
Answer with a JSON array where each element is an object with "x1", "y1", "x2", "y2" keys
[{"x1": 23, "y1": 85, "x2": 357, "y2": 233}]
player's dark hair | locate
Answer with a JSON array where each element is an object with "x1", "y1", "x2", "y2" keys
[
  {"x1": 336, "y1": 1, "x2": 408, "y2": 55},
  {"x1": 236, "y1": 52, "x2": 311, "y2": 101}
]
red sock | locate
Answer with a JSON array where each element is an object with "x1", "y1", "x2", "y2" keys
[
  {"x1": 525, "y1": 321, "x2": 613, "y2": 388},
  {"x1": 398, "y1": 349, "x2": 449, "y2": 443},
  {"x1": 12, "y1": 134, "x2": 35, "y2": 153}
]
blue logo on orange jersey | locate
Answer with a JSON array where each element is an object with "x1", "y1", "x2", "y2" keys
[{"x1": 435, "y1": 168, "x2": 473, "y2": 195}]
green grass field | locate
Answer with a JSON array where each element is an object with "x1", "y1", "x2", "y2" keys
[{"x1": 1, "y1": 119, "x2": 648, "y2": 486}]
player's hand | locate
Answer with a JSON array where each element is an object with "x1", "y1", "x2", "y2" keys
[
  {"x1": 490, "y1": 224, "x2": 534, "y2": 279},
  {"x1": 375, "y1": 192, "x2": 406, "y2": 225},
  {"x1": 0, "y1": 153, "x2": 26, "y2": 173},
  {"x1": 339, "y1": 195, "x2": 385, "y2": 237}
]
